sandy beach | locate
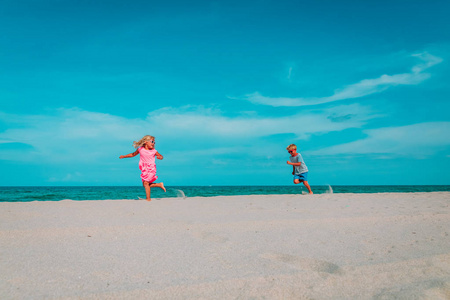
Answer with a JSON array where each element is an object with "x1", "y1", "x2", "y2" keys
[{"x1": 1, "y1": 192, "x2": 449, "y2": 299}]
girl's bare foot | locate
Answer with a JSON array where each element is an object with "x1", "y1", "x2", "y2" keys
[
  {"x1": 146, "y1": 198, "x2": 151, "y2": 202},
  {"x1": 160, "y1": 182, "x2": 166, "y2": 192}
]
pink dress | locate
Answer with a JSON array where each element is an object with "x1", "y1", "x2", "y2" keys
[{"x1": 138, "y1": 147, "x2": 158, "y2": 183}]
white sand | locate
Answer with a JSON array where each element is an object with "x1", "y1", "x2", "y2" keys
[{"x1": 1, "y1": 192, "x2": 449, "y2": 299}]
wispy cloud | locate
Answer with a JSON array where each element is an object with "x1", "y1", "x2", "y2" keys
[
  {"x1": 287, "y1": 66, "x2": 293, "y2": 81},
  {"x1": 145, "y1": 104, "x2": 377, "y2": 140},
  {"x1": 310, "y1": 122, "x2": 450, "y2": 159},
  {"x1": 0, "y1": 104, "x2": 377, "y2": 163},
  {"x1": 0, "y1": 108, "x2": 144, "y2": 163},
  {"x1": 238, "y1": 52, "x2": 443, "y2": 107}
]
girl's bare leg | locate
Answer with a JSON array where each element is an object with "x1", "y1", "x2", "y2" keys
[
  {"x1": 143, "y1": 181, "x2": 151, "y2": 201},
  {"x1": 142, "y1": 182, "x2": 166, "y2": 202},
  {"x1": 149, "y1": 182, "x2": 166, "y2": 192}
]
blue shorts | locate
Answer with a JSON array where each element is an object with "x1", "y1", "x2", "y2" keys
[{"x1": 294, "y1": 172, "x2": 308, "y2": 182}]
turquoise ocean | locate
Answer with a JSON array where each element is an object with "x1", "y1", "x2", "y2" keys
[{"x1": 1, "y1": 185, "x2": 449, "y2": 202}]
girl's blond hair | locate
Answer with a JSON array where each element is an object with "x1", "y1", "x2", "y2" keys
[{"x1": 133, "y1": 135, "x2": 155, "y2": 149}]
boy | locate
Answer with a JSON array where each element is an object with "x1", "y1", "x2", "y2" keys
[{"x1": 286, "y1": 144, "x2": 313, "y2": 194}]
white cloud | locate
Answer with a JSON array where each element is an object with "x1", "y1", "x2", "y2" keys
[
  {"x1": 0, "y1": 108, "x2": 145, "y2": 164},
  {"x1": 0, "y1": 108, "x2": 143, "y2": 142},
  {"x1": 238, "y1": 52, "x2": 443, "y2": 107},
  {"x1": 145, "y1": 104, "x2": 376, "y2": 140},
  {"x1": 0, "y1": 104, "x2": 376, "y2": 163},
  {"x1": 49, "y1": 172, "x2": 83, "y2": 183},
  {"x1": 287, "y1": 67, "x2": 293, "y2": 81},
  {"x1": 310, "y1": 122, "x2": 450, "y2": 159}
]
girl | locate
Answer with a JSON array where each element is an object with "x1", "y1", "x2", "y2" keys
[{"x1": 119, "y1": 135, "x2": 166, "y2": 201}]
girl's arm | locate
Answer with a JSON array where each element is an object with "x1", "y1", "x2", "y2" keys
[
  {"x1": 156, "y1": 151, "x2": 163, "y2": 160},
  {"x1": 119, "y1": 149, "x2": 139, "y2": 159}
]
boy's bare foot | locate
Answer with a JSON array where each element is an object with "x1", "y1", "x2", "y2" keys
[
  {"x1": 160, "y1": 182, "x2": 166, "y2": 192},
  {"x1": 146, "y1": 198, "x2": 151, "y2": 201}
]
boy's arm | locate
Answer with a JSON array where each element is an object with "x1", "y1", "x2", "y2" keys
[
  {"x1": 287, "y1": 161, "x2": 302, "y2": 166},
  {"x1": 156, "y1": 151, "x2": 163, "y2": 160},
  {"x1": 119, "y1": 149, "x2": 139, "y2": 159}
]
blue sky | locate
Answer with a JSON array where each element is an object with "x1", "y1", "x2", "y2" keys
[{"x1": 1, "y1": 0, "x2": 449, "y2": 186}]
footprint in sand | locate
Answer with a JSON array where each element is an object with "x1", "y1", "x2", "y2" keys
[{"x1": 260, "y1": 253, "x2": 341, "y2": 275}]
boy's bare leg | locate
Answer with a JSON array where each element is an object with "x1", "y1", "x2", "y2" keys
[
  {"x1": 303, "y1": 181, "x2": 313, "y2": 194},
  {"x1": 143, "y1": 181, "x2": 151, "y2": 201},
  {"x1": 149, "y1": 182, "x2": 166, "y2": 192}
]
